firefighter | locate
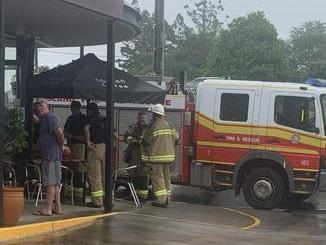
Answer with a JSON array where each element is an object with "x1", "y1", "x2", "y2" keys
[
  {"x1": 84, "y1": 103, "x2": 106, "y2": 208},
  {"x1": 142, "y1": 104, "x2": 179, "y2": 208},
  {"x1": 64, "y1": 101, "x2": 87, "y2": 203},
  {"x1": 123, "y1": 111, "x2": 148, "y2": 202}
]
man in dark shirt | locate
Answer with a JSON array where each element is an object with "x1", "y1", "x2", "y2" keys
[
  {"x1": 84, "y1": 102, "x2": 106, "y2": 207},
  {"x1": 64, "y1": 101, "x2": 87, "y2": 203},
  {"x1": 34, "y1": 99, "x2": 65, "y2": 216}
]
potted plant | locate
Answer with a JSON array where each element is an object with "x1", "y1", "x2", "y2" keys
[{"x1": 0, "y1": 107, "x2": 27, "y2": 226}]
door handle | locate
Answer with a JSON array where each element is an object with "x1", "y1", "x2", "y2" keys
[{"x1": 214, "y1": 134, "x2": 226, "y2": 140}]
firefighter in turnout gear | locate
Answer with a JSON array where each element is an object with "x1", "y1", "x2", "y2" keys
[
  {"x1": 123, "y1": 111, "x2": 148, "y2": 202},
  {"x1": 142, "y1": 104, "x2": 179, "y2": 208},
  {"x1": 64, "y1": 101, "x2": 87, "y2": 203},
  {"x1": 84, "y1": 103, "x2": 106, "y2": 208}
]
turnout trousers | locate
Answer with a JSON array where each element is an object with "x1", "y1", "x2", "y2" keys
[
  {"x1": 68, "y1": 143, "x2": 86, "y2": 201},
  {"x1": 148, "y1": 163, "x2": 171, "y2": 204},
  {"x1": 85, "y1": 143, "x2": 105, "y2": 205},
  {"x1": 132, "y1": 165, "x2": 149, "y2": 200}
]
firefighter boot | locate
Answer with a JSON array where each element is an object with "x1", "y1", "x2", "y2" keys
[{"x1": 74, "y1": 187, "x2": 84, "y2": 204}]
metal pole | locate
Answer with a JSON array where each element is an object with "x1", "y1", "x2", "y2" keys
[
  {"x1": 104, "y1": 19, "x2": 115, "y2": 212},
  {"x1": 154, "y1": 0, "x2": 164, "y2": 77},
  {"x1": 0, "y1": 0, "x2": 5, "y2": 225},
  {"x1": 80, "y1": 46, "x2": 84, "y2": 57},
  {"x1": 26, "y1": 39, "x2": 35, "y2": 157},
  {"x1": 34, "y1": 45, "x2": 38, "y2": 73}
]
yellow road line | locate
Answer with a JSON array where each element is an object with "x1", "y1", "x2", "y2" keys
[
  {"x1": 222, "y1": 208, "x2": 261, "y2": 230},
  {"x1": 124, "y1": 207, "x2": 261, "y2": 231},
  {"x1": 0, "y1": 212, "x2": 120, "y2": 242}
]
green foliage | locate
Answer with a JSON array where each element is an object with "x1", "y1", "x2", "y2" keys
[
  {"x1": 165, "y1": 0, "x2": 224, "y2": 79},
  {"x1": 120, "y1": 2, "x2": 326, "y2": 83},
  {"x1": 119, "y1": 0, "x2": 224, "y2": 80},
  {"x1": 206, "y1": 12, "x2": 290, "y2": 81},
  {"x1": 288, "y1": 21, "x2": 326, "y2": 81},
  {"x1": 185, "y1": 0, "x2": 224, "y2": 33},
  {"x1": 4, "y1": 108, "x2": 28, "y2": 157},
  {"x1": 118, "y1": 10, "x2": 154, "y2": 74},
  {"x1": 37, "y1": 65, "x2": 50, "y2": 73}
]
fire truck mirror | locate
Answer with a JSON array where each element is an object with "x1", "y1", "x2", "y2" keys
[{"x1": 184, "y1": 111, "x2": 192, "y2": 126}]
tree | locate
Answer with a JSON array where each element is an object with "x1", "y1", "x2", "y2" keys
[
  {"x1": 118, "y1": 9, "x2": 174, "y2": 75},
  {"x1": 118, "y1": 0, "x2": 225, "y2": 79},
  {"x1": 165, "y1": 0, "x2": 225, "y2": 79},
  {"x1": 206, "y1": 12, "x2": 290, "y2": 81},
  {"x1": 185, "y1": 0, "x2": 224, "y2": 34},
  {"x1": 118, "y1": 10, "x2": 155, "y2": 74},
  {"x1": 289, "y1": 21, "x2": 326, "y2": 80},
  {"x1": 37, "y1": 65, "x2": 49, "y2": 73}
]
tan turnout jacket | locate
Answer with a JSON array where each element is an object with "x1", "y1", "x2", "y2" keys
[{"x1": 142, "y1": 117, "x2": 178, "y2": 164}]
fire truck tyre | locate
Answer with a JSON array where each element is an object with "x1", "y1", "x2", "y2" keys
[{"x1": 243, "y1": 167, "x2": 286, "y2": 210}]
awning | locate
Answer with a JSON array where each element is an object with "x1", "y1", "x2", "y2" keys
[{"x1": 4, "y1": 0, "x2": 140, "y2": 47}]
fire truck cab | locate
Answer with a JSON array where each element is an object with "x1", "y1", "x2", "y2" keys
[{"x1": 187, "y1": 79, "x2": 326, "y2": 209}]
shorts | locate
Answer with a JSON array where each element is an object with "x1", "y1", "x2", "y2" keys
[{"x1": 42, "y1": 160, "x2": 62, "y2": 186}]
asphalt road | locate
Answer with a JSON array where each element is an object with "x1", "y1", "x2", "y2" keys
[{"x1": 7, "y1": 186, "x2": 326, "y2": 245}]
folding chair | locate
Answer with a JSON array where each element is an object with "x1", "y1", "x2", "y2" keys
[
  {"x1": 60, "y1": 165, "x2": 74, "y2": 206},
  {"x1": 24, "y1": 160, "x2": 45, "y2": 207},
  {"x1": 113, "y1": 165, "x2": 141, "y2": 208}
]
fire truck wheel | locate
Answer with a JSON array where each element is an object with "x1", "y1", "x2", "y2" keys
[{"x1": 243, "y1": 167, "x2": 286, "y2": 210}]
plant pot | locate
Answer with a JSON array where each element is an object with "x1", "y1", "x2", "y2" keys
[{"x1": 0, "y1": 186, "x2": 24, "y2": 226}]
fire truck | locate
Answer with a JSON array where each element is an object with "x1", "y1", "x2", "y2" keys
[{"x1": 180, "y1": 79, "x2": 326, "y2": 209}]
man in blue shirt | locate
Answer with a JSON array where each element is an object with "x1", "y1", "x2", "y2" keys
[{"x1": 34, "y1": 99, "x2": 65, "y2": 216}]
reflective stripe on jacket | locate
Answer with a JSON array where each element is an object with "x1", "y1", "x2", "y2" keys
[{"x1": 141, "y1": 117, "x2": 178, "y2": 164}]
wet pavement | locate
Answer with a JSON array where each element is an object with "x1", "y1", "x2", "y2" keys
[{"x1": 5, "y1": 186, "x2": 326, "y2": 245}]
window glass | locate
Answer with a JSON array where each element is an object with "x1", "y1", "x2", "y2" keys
[
  {"x1": 220, "y1": 93, "x2": 249, "y2": 122},
  {"x1": 274, "y1": 96, "x2": 315, "y2": 132}
]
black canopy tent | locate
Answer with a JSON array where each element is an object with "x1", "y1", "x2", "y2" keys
[{"x1": 30, "y1": 54, "x2": 165, "y2": 104}]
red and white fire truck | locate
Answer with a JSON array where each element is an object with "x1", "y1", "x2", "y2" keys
[{"x1": 180, "y1": 79, "x2": 326, "y2": 209}]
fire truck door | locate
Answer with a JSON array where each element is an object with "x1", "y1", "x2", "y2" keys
[
  {"x1": 212, "y1": 89, "x2": 255, "y2": 173},
  {"x1": 267, "y1": 92, "x2": 321, "y2": 193}
]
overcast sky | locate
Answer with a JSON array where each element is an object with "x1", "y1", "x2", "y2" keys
[
  {"x1": 39, "y1": 0, "x2": 326, "y2": 67},
  {"x1": 5, "y1": 0, "x2": 326, "y2": 91},
  {"x1": 139, "y1": 0, "x2": 326, "y2": 39}
]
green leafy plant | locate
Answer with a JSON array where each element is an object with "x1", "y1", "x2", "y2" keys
[{"x1": 4, "y1": 108, "x2": 28, "y2": 158}]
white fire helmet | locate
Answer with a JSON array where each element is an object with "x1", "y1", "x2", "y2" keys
[{"x1": 148, "y1": 104, "x2": 165, "y2": 116}]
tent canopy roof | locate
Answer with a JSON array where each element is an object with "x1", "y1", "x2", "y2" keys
[{"x1": 31, "y1": 54, "x2": 165, "y2": 104}]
